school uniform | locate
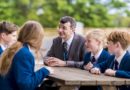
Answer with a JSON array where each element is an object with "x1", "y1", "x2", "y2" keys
[
  {"x1": 80, "y1": 49, "x2": 110, "y2": 90},
  {"x1": 83, "y1": 49, "x2": 110, "y2": 66},
  {"x1": 0, "y1": 43, "x2": 50, "y2": 90},
  {"x1": 47, "y1": 33, "x2": 86, "y2": 68},
  {"x1": 96, "y1": 51, "x2": 130, "y2": 90}
]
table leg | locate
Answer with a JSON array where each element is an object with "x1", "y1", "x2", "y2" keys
[{"x1": 102, "y1": 86, "x2": 117, "y2": 90}]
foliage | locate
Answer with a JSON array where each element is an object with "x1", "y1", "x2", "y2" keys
[{"x1": 0, "y1": 0, "x2": 130, "y2": 28}]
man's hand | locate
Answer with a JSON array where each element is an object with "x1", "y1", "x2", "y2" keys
[
  {"x1": 84, "y1": 62, "x2": 93, "y2": 71},
  {"x1": 90, "y1": 67, "x2": 101, "y2": 75},
  {"x1": 104, "y1": 69, "x2": 116, "y2": 76},
  {"x1": 44, "y1": 57, "x2": 66, "y2": 67},
  {"x1": 44, "y1": 57, "x2": 54, "y2": 65}
]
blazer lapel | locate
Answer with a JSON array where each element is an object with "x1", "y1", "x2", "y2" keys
[
  {"x1": 109, "y1": 60, "x2": 114, "y2": 69},
  {"x1": 68, "y1": 34, "x2": 78, "y2": 60},
  {"x1": 97, "y1": 50, "x2": 104, "y2": 63},
  {"x1": 58, "y1": 38, "x2": 65, "y2": 60},
  {"x1": 119, "y1": 51, "x2": 129, "y2": 69},
  {"x1": 108, "y1": 55, "x2": 115, "y2": 69}
]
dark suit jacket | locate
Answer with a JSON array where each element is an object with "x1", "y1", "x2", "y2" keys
[
  {"x1": 96, "y1": 51, "x2": 130, "y2": 90},
  {"x1": 83, "y1": 49, "x2": 110, "y2": 67},
  {"x1": 47, "y1": 33, "x2": 86, "y2": 68}
]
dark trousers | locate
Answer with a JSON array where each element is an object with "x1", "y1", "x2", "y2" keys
[
  {"x1": 79, "y1": 86, "x2": 102, "y2": 90},
  {"x1": 38, "y1": 80, "x2": 102, "y2": 90},
  {"x1": 38, "y1": 80, "x2": 60, "y2": 90}
]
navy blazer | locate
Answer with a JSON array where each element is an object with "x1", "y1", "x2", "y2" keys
[
  {"x1": 96, "y1": 51, "x2": 130, "y2": 78},
  {"x1": 83, "y1": 49, "x2": 110, "y2": 66},
  {"x1": 0, "y1": 46, "x2": 3, "y2": 55},
  {"x1": 1, "y1": 44, "x2": 50, "y2": 90},
  {"x1": 96, "y1": 51, "x2": 130, "y2": 90},
  {"x1": 80, "y1": 50, "x2": 110, "y2": 90}
]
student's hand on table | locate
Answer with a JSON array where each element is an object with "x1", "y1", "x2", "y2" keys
[
  {"x1": 90, "y1": 67, "x2": 101, "y2": 75},
  {"x1": 45, "y1": 57, "x2": 66, "y2": 67},
  {"x1": 84, "y1": 62, "x2": 93, "y2": 71},
  {"x1": 105, "y1": 69, "x2": 116, "y2": 76}
]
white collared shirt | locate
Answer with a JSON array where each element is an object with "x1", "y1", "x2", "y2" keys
[
  {"x1": 115, "y1": 50, "x2": 127, "y2": 67},
  {"x1": 0, "y1": 44, "x2": 7, "y2": 51},
  {"x1": 91, "y1": 48, "x2": 103, "y2": 61},
  {"x1": 28, "y1": 44, "x2": 35, "y2": 57},
  {"x1": 62, "y1": 33, "x2": 74, "y2": 51}
]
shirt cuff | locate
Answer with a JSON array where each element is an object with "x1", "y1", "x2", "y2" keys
[{"x1": 66, "y1": 61, "x2": 83, "y2": 68}]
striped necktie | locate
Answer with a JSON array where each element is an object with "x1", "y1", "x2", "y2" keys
[
  {"x1": 63, "y1": 42, "x2": 68, "y2": 60},
  {"x1": 114, "y1": 60, "x2": 119, "y2": 70},
  {"x1": 91, "y1": 56, "x2": 96, "y2": 64}
]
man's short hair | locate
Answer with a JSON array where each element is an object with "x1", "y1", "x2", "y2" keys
[{"x1": 60, "y1": 16, "x2": 76, "y2": 29}]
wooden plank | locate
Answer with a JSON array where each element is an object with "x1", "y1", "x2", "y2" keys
[
  {"x1": 35, "y1": 65, "x2": 130, "y2": 86},
  {"x1": 49, "y1": 67, "x2": 127, "y2": 86},
  {"x1": 94, "y1": 74, "x2": 125, "y2": 85}
]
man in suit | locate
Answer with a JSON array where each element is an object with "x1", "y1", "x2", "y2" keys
[
  {"x1": 90, "y1": 31, "x2": 130, "y2": 90},
  {"x1": 45, "y1": 16, "x2": 86, "y2": 68}
]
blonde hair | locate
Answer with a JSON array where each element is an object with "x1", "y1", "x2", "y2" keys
[
  {"x1": 0, "y1": 21, "x2": 44, "y2": 76},
  {"x1": 86, "y1": 29, "x2": 106, "y2": 47},
  {"x1": 107, "y1": 31, "x2": 130, "y2": 50}
]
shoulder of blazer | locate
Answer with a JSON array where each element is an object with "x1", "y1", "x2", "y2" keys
[
  {"x1": 53, "y1": 34, "x2": 85, "y2": 44},
  {"x1": 101, "y1": 50, "x2": 110, "y2": 58},
  {"x1": 125, "y1": 51, "x2": 130, "y2": 58},
  {"x1": 107, "y1": 54, "x2": 115, "y2": 64},
  {"x1": 97, "y1": 50, "x2": 110, "y2": 63},
  {"x1": 74, "y1": 33, "x2": 85, "y2": 42},
  {"x1": 70, "y1": 34, "x2": 85, "y2": 49},
  {"x1": 15, "y1": 44, "x2": 33, "y2": 58},
  {"x1": 53, "y1": 37, "x2": 62, "y2": 44},
  {"x1": 120, "y1": 51, "x2": 130, "y2": 63}
]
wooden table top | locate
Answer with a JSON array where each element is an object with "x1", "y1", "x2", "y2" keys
[
  {"x1": 49, "y1": 67, "x2": 130, "y2": 86},
  {"x1": 35, "y1": 65, "x2": 130, "y2": 86}
]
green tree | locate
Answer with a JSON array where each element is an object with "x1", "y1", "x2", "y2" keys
[{"x1": 0, "y1": 0, "x2": 129, "y2": 28}]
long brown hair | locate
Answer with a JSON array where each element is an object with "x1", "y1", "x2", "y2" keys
[{"x1": 0, "y1": 21, "x2": 44, "y2": 76}]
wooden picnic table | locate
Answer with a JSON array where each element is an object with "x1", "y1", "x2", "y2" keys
[{"x1": 35, "y1": 65, "x2": 130, "y2": 90}]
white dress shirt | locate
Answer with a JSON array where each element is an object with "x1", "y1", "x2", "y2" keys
[{"x1": 62, "y1": 33, "x2": 74, "y2": 51}]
